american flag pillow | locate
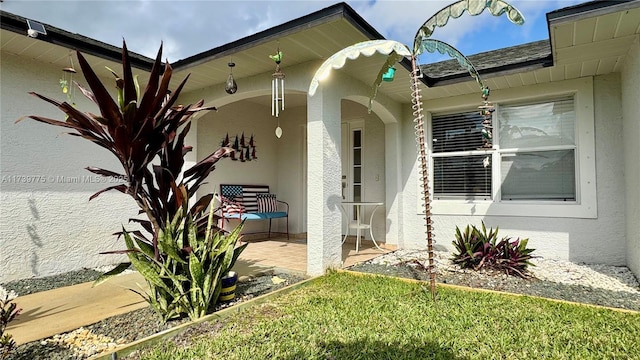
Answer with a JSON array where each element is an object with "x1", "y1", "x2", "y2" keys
[
  {"x1": 222, "y1": 196, "x2": 245, "y2": 215},
  {"x1": 257, "y1": 193, "x2": 278, "y2": 213}
]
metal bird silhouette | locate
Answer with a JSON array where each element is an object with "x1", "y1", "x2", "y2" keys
[{"x1": 269, "y1": 51, "x2": 283, "y2": 64}]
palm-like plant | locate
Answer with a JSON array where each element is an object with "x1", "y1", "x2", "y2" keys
[
  {"x1": 18, "y1": 41, "x2": 246, "y2": 320},
  {"x1": 310, "y1": 0, "x2": 525, "y2": 298}
]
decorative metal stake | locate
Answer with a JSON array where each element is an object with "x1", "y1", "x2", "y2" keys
[{"x1": 410, "y1": 55, "x2": 436, "y2": 299}]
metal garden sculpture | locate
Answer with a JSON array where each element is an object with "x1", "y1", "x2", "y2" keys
[{"x1": 309, "y1": 0, "x2": 525, "y2": 298}]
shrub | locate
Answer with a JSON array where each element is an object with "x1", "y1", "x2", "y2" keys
[
  {"x1": 451, "y1": 222, "x2": 535, "y2": 277},
  {"x1": 0, "y1": 287, "x2": 20, "y2": 359},
  {"x1": 19, "y1": 41, "x2": 245, "y2": 320}
]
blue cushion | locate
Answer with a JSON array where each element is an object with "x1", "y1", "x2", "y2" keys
[
  {"x1": 223, "y1": 211, "x2": 287, "y2": 220},
  {"x1": 263, "y1": 211, "x2": 287, "y2": 219}
]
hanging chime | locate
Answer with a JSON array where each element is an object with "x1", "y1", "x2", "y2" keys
[
  {"x1": 478, "y1": 86, "x2": 495, "y2": 150},
  {"x1": 478, "y1": 86, "x2": 495, "y2": 169},
  {"x1": 60, "y1": 52, "x2": 77, "y2": 104},
  {"x1": 270, "y1": 47, "x2": 285, "y2": 138}
]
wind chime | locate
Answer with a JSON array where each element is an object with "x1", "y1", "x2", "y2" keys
[
  {"x1": 270, "y1": 47, "x2": 285, "y2": 138},
  {"x1": 221, "y1": 132, "x2": 257, "y2": 162},
  {"x1": 60, "y1": 52, "x2": 77, "y2": 105},
  {"x1": 479, "y1": 86, "x2": 495, "y2": 168}
]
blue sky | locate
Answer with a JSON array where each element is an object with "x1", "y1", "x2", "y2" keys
[{"x1": 1, "y1": 0, "x2": 585, "y2": 63}]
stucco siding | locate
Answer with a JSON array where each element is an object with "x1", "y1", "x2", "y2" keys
[
  {"x1": 1, "y1": 52, "x2": 137, "y2": 282},
  {"x1": 402, "y1": 75, "x2": 627, "y2": 265},
  {"x1": 196, "y1": 101, "x2": 284, "y2": 235},
  {"x1": 622, "y1": 38, "x2": 640, "y2": 277}
]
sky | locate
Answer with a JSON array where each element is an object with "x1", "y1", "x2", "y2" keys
[{"x1": 1, "y1": 0, "x2": 586, "y2": 63}]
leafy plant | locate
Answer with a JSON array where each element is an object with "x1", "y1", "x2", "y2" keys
[
  {"x1": 0, "y1": 287, "x2": 20, "y2": 360},
  {"x1": 19, "y1": 40, "x2": 245, "y2": 320},
  {"x1": 452, "y1": 222, "x2": 535, "y2": 277},
  {"x1": 109, "y1": 198, "x2": 247, "y2": 322}
]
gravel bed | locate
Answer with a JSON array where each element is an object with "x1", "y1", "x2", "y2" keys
[
  {"x1": 348, "y1": 249, "x2": 640, "y2": 311},
  {"x1": 6, "y1": 270, "x2": 306, "y2": 360},
  {"x1": 2, "y1": 269, "x2": 103, "y2": 296}
]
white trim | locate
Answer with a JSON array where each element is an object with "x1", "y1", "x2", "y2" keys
[{"x1": 423, "y1": 77, "x2": 597, "y2": 219}]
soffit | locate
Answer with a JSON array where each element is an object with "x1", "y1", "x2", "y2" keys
[
  {"x1": 1, "y1": 9, "x2": 414, "y2": 108},
  {"x1": 418, "y1": 1, "x2": 640, "y2": 101}
]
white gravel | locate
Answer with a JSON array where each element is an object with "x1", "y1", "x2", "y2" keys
[{"x1": 368, "y1": 249, "x2": 640, "y2": 294}]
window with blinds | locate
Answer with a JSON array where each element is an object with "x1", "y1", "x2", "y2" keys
[
  {"x1": 431, "y1": 96, "x2": 577, "y2": 202},
  {"x1": 498, "y1": 97, "x2": 576, "y2": 201},
  {"x1": 432, "y1": 111, "x2": 491, "y2": 199}
]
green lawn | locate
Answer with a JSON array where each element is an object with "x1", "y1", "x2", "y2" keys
[{"x1": 132, "y1": 271, "x2": 640, "y2": 360}]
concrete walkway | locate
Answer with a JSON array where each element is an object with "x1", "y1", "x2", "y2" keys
[{"x1": 7, "y1": 259, "x2": 276, "y2": 345}]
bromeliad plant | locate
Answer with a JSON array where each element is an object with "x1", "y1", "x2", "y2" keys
[
  {"x1": 452, "y1": 222, "x2": 535, "y2": 278},
  {"x1": 18, "y1": 41, "x2": 246, "y2": 320}
]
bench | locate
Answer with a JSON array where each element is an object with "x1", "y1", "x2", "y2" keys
[{"x1": 218, "y1": 184, "x2": 289, "y2": 239}]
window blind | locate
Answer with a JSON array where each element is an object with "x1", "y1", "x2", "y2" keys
[
  {"x1": 499, "y1": 97, "x2": 575, "y2": 149},
  {"x1": 432, "y1": 111, "x2": 485, "y2": 153}
]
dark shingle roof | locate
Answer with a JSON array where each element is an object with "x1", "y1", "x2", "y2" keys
[{"x1": 420, "y1": 40, "x2": 552, "y2": 87}]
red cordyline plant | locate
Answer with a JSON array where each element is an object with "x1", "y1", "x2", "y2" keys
[{"x1": 18, "y1": 41, "x2": 246, "y2": 320}]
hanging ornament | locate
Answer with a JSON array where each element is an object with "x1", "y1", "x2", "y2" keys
[
  {"x1": 60, "y1": 52, "x2": 77, "y2": 104},
  {"x1": 382, "y1": 67, "x2": 396, "y2": 82},
  {"x1": 225, "y1": 61, "x2": 238, "y2": 94},
  {"x1": 270, "y1": 47, "x2": 285, "y2": 130},
  {"x1": 478, "y1": 86, "x2": 495, "y2": 150}
]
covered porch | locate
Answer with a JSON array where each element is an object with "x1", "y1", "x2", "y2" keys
[{"x1": 234, "y1": 234, "x2": 395, "y2": 275}]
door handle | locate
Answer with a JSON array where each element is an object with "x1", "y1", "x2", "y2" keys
[{"x1": 342, "y1": 181, "x2": 346, "y2": 199}]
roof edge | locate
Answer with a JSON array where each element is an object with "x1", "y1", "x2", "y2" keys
[
  {"x1": 172, "y1": 2, "x2": 384, "y2": 69},
  {"x1": 547, "y1": 0, "x2": 639, "y2": 24},
  {"x1": 0, "y1": 10, "x2": 155, "y2": 70}
]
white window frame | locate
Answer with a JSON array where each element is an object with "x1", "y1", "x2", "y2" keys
[{"x1": 423, "y1": 77, "x2": 596, "y2": 219}]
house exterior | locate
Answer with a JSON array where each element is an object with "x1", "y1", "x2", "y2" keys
[{"x1": 1, "y1": 0, "x2": 638, "y2": 282}]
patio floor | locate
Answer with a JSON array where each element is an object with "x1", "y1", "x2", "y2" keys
[{"x1": 235, "y1": 234, "x2": 395, "y2": 275}]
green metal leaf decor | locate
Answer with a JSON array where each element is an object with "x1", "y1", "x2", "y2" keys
[
  {"x1": 413, "y1": 0, "x2": 525, "y2": 54},
  {"x1": 415, "y1": 38, "x2": 484, "y2": 90},
  {"x1": 308, "y1": 40, "x2": 411, "y2": 97},
  {"x1": 368, "y1": 50, "x2": 407, "y2": 111}
]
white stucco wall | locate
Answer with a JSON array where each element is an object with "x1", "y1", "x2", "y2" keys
[
  {"x1": 621, "y1": 38, "x2": 640, "y2": 277},
  {"x1": 1, "y1": 52, "x2": 138, "y2": 282},
  {"x1": 398, "y1": 76, "x2": 627, "y2": 266},
  {"x1": 196, "y1": 101, "x2": 285, "y2": 234}
]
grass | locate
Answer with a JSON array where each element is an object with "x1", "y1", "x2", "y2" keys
[{"x1": 130, "y1": 271, "x2": 640, "y2": 360}]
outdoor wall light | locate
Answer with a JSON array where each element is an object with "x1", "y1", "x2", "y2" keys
[{"x1": 225, "y1": 62, "x2": 238, "y2": 94}]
